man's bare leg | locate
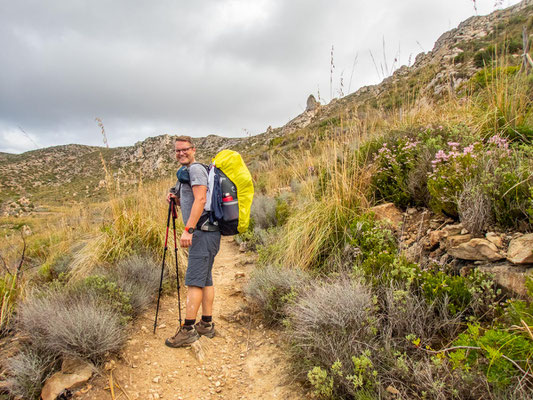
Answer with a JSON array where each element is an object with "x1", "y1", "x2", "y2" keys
[
  {"x1": 185, "y1": 286, "x2": 203, "y2": 320},
  {"x1": 201, "y1": 286, "x2": 214, "y2": 316}
]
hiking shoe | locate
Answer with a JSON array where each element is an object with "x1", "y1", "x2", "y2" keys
[
  {"x1": 165, "y1": 326, "x2": 199, "y2": 348},
  {"x1": 195, "y1": 320, "x2": 216, "y2": 338}
]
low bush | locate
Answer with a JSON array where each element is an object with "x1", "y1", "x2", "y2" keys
[
  {"x1": 428, "y1": 136, "x2": 532, "y2": 228},
  {"x1": 371, "y1": 137, "x2": 421, "y2": 207},
  {"x1": 346, "y1": 214, "x2": 419, "y2": 287},
  {"x1": 5, "y1": 347, "x2": 59, "y2": 400},
  {"x1": 250, "y1": 194, "x2": 277, "y2": 229},
  {"x1": 70, "y1": 275, "x2": 133, "y2": 323},
  {"x1": 245, "y1": 264, "x2": 308, "y2": 325},
  {"x1": 470, "y1": 66, "x2": 520, "y2": 89},
  {"x1": 108, "y1": 255, "x2": 160, "y2": 316},
  {"x1": 287, "y1": 278, "x2": 379, "y2": 398},
  {"x1": 18, "y1": 289, "x2": 126, "y2": 363},
  {"x1": 380, "y1": 285, "x2": 463, "y2": 352}
]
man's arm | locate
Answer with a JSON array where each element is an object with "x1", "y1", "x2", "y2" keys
[
  {"x1": 180, "y1": 185, "x2": 207, "y2": 248},
  {"x1": 186, "y1": 185, "x2": 207, "y2": 228}
]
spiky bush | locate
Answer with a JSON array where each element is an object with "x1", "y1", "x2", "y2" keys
[
  {"x1": 286, "y1": 278, "x2": 379, "y2": 397},
  {"x1": 5, "y1": 347, "x2": 59, "y2": 400},
  {"x1": 109, "y1": 255, "x2": 160, "y2": 316},
  {"x1": 251, "y1": 194, "x2": 278, "y2": 229},
  {"x1": 18, "y1": 290, "x2": 126, "y2": 363},
  {"x1": 245, "y1": 264, "x2": 308, "y2": 325},
  {"x1": 458, "y1": 180, "x2": 493, "y2": 235}
]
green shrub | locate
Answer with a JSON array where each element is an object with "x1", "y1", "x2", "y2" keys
[
  {"x1": 346, "y1": 214, "x2": 418, "y2": 286},
  {"x1": 427, "y1": 136, "x2": 532, "y2": 228},
  {"x1": 450, "y1": 323, "x2": 533, "y2": 388},
  {"x1": 470, "y1": 66, "x2": 520, "y2": 89},
  {"x1": 38, "y1": 252, "x2": 72, "y2": 282},
  {"x1": 71, "y1": 275, "x2": 133, "y2": 323},
  {"x1": 417, "y1": 267, "x2": 499, "y2": 317},
  {"x1": 371, "y1": 138, "x2": 420, "y2": 207},
  {"x1": 275, "y1": 196, "x2": 291, "y2": 226},
  {"x1": 474, "y1": 45, "x2": 496, "y2": 68}
]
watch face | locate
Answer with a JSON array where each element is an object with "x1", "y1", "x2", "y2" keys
[{"x1": 187, "y1": 227, "x2": 194, "y2": 233}]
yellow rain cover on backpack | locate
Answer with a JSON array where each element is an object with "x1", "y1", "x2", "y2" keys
[{"x1": 212, "y1": 149, "x2": 254, "y2": 233}]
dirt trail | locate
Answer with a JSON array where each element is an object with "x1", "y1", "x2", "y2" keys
[{"x1": 78, "y1": 237, "x2": 306, "y2": 400}]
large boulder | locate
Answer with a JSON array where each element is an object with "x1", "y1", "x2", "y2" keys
[
  {"x1": 41, "y1": 358, "x2": 93, "y2": 400},
  {"x1": 507, "y1": 234, "x2": 533, "y2": 265},
  {"x1": 448, "y1": 238, "x2": 504, "y2": 261},
  {"x1": 479, "y1": 263, "x2": 532, "y2": 298}
]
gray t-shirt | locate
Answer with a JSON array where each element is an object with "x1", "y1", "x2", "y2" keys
[{"x1": 178, "y1": 163, "x2": 209, "y2": 225}]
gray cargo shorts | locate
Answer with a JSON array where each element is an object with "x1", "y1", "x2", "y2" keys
[{"x1": 185, "y1": 230, "x2": 221, "y2": 287}]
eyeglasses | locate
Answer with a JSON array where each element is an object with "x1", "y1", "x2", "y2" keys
[{"x1": 175, "y1": 147, "x2": 193, "y2": 154}]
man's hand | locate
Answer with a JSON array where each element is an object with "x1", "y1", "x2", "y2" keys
[
  {"x1": 167, "y1": 193, "x2": 180, "y2": 206},
  {"x1": 180, "y1": 230, "x2": 193, "y2": 248}
]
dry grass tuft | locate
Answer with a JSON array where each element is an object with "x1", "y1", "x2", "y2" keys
[{"x1": 458, "y1": 180, "x2": 493, "y2": 235}]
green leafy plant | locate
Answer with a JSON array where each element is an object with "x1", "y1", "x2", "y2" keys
[{"x1": 449, "y1": 323, "x2": 533, "y2": 388}]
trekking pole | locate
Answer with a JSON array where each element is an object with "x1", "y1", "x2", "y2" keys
[
  {"x1": 154, "y1": 200, "x2": 172, "y2": 334},
  {"x1": 171, "y1": 200, "x2": 183, "y2": 327}
]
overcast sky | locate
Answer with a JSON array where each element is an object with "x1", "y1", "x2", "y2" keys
[{"x1": 0, "y1": 0, "x2": 521, "y2": 153}]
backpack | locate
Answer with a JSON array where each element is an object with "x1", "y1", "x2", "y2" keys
[
  {"x1": 206, "y1": 150, "x2": 254, "y2": 236},
  {"x1": 176, "y1": 150, "x2": 254, "y2": 236}
]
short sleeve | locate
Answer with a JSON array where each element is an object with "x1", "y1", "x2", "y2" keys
[{"x1": 188, "y1": 164, "x2": 208, "y2": 187}]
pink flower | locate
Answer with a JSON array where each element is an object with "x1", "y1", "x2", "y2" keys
[{"x1": 463, "y1": 145, "x2": 474, "y2": 155}]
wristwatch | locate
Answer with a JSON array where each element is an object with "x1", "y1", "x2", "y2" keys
[{"x1": 185, "y1": 226, "x2": 195, "y2": 234}]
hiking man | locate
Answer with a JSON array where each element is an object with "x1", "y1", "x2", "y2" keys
[{"x1": 165, "y1": 135, "x2": 221, "y2": 347}]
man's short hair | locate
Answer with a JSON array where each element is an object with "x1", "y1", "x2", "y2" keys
[{"x1": 175, "y1": 135, "x2": 195, "y2": 147}]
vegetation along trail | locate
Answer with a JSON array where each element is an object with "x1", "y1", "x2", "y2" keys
[{"x1": 78, "y1": 236, "x2": 306, "y2": 400}]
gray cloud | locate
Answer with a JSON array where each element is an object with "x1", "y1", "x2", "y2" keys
[{"x1": 0, "y1": 0, "x2": 520, "y2": 153}]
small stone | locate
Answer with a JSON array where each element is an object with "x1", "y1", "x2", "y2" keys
[
  {"x1": 153, "y1": 376, "x2": 161, "y2": 383},
  {"x1": 386, "y1": 385, "x2": 400, "y2": 395},
  {"x1": 486, "y1": 232, "x2": 503, "y2": 248}
]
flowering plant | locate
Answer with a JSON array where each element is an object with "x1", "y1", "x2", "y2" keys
[
  {"x1": 428, "y1": 134, "x2": 530, "y2": 227},
  {"x1": 371, "y1": 138, "x2": 420, "y2": 207}
]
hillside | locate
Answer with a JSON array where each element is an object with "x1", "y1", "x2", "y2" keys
[{"x1": 1, "y1": 0, "x2": 531, "y2": 216}]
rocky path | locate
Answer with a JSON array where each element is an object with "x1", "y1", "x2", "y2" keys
[{"x1": 77, "y1": 236, "x2": 306, "y2": 400}]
